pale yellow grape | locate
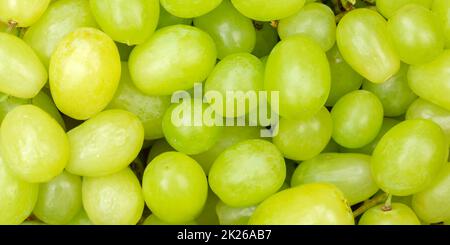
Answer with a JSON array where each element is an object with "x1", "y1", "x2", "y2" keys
[
  {"x1": 0, "y1": 0, "x2": 50, "y2": 27},
  {"x1": 359, "y1": 203, "x2": 421, "y2": 225},
  {"x1": 160, "y1": 0, "x2": 222, "y2": 18}
]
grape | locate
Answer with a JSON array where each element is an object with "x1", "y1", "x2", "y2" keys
[
  {"x1": 0, "y1": 153, "x2": 39, "y2": 225},
  {"x1": 195, "y1": 189, "x2": 220, "y2": 225},
  {"x1": 21, "y1": 220, "x2": 46, "y2": 225},
  {"x1": 376, "y1": 0, "x2": 433, "y2": 18},
  {"x1": 362, "y1": 63, "x2": 417, "y2": 117},
  {"x1": 291, "y1": 153, "x2": 379, "y2": 205},
  {"x1": 331, "y1": 90, "x2": 384, "y2": 149},
  {"x1": 204, "y1": 53, "x2": 264, "y2": 118},
  {"x1": 0, "y1": 0, "x2": 50, "y2": 27},
  {"x1": 0, "y1": 33, "x2": 47, "y2": 99},
  {"x1": 67, "y1": 208, "x2": 94, "y2": 225},
  {"x1": 33, "y1": 171, "x2": 82, "y2": 225},
  {"x1": 89, "y1": 0, "x2": 159, "y2": 45},
  {"x1": 65, "y1": 109, "x2": 144, "y2": 177},
  {"x1": 412, "y1": 164, "x2": 450, "y2": 223},
  {"x1": 216, "y1": 201, "x2": 256, "y2": 225},
  {"x1": 0, "y1": 105, "x2": 69, "y2": 183},
  {"x1": 194, "y1": 0, "x2": 256, "y2": 59},
  {"x1": 142, "y1": 214, "x2": 197, "y2": 225},
  {"x1": 82, "y1": 167, "x2": 144, "y2": 225},
  {"x1": 108, "y1": 63, "x2": 171, "y2": 140},
  {"x1": 0, "y1": 93, "x2": 28, "y2": 122},
  {"x1": 248, "y1": 183, "x2": 354, "y2": 225},
  {"x1": 49, "y1": 28, "x2": 121, "y2": 120},
  {"x1": 0, "y1": 21, "x2": 7, "y2": 32},
  {"x1": 359, "y1": 203, "x2": 421, "y2": 225},
  {"x1": 252, "y1": 22, "x2": 278, "y2": 58},
  {"x1": 432, "y1": 0, "x2": 450, "y2": 48},
  {"x1": 336, "y1": 9, "x2": 400, "y2": 84},
  {"x1": 231, "y1": 0, "x2": 306, "y2": 21},
  {"x1": 387, "y1": 4, "x2": 444, "y2": 65},
  {"x1": 160, "y1": 0, "x2": 222, "y2": 18},
  {"x1": 157, "y1": 4, "x2": 192, "y2": 29},
  {"x1": 128, "y1": 25, "x2": 217, "y2": 96},
  {"x1": 273, "y1": 107, "x2": 332, "y2": 161},
  {"x1": 23, "y1": 0, "x2": 98, "y2": 68},
  {"x1": 278, "y1": 3, "x2": 336, "y2": 51},
  {"x1": 264, "y1": 35, "x2": 330, "y2": 120},
  {"x1": 209, "y1": 139, "x2": 286, "y2": 207},
  {"x1": 407, "y1": 50, "x2": 450, "y2": 111},
  {"x1": 372, "y1": 119, "x2": 448, "y2": 196},
  {"x1": 147, "y1": 139, "x2": 175, "y2": 163},
  {"x1": 142, "y1": 152, "x2": 208, "y2": 223}
]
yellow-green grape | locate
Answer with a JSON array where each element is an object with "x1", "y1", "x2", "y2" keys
[
  {"x1": 142, "y1": 152, "x2": 208, "y2": 223},
  {"x1": 0, "y1": 153, "x2": 39, "y2": 225},
  {"x1": 0, "y1": 0, "x2": 50, "y2": 27},
  {"x1": 0, "y1": 105, "x2": 69, "y2": 183},
  {"x1": 359, "y1": 203, "x2": 421, "y2": 225},
  {"x1": 406, "y1": 98, "x2": 450, "y2": 144},
  {"x1": 0, "y1": 93, "x2": 28, "y2": 122},
  {"x1": 291, "y1": 153, "x2": 379, "y2": 205},
  {"x1": 49, "y1": 27, "x2": 121, "y2": 120},
  {"x1": 142, "y1": 214, "x2": 197, "y2": 225},
  {"x1": 33, "y1": 171, "x2": 82, "y2": 225},
  {"x1": 204, "y1": 53, "x2": 264, "y2": 118},
  {"x1": 160, "y1": 0, "x2": 222, "y2": 18},
  {"x1": 157, "y1": 5, "x2": 192, "y2": 29},
  {"x1": 231, "y1": 0, "x2": 306, "y2": 21},
  {"x1": 432, "y1": 0, "x2": 450, "y2": 48},
  {"x1": 147, "y1": 138, "x2": 175, "y2": 163},
  {"x1": 108, "y1": 63, "x2": 171, "y2": 140},
  {"x1": 31, "y1": 91, "x2": 66, "y2": 130},
  {"x1": 248, "y1": 183, "x2": 354, "y2": 225},
  {"x1": 331, "y1": 90, "x2": 384, "y2": 149},
  {"x1": 216, "y1": 201, "x2": 256, "y2": 225},
  {"x1": 278, "y1": 3, "x2": 336, "y2": 51},
  {"x1": 376, "y1": 0, "x2": 433, "y2": 18},
  {"x1": 82, "y1": 168, "x2": 144, "y2": 225},
  {"x1": 336, "y1": 9, "x2": 400, "y2": 84},
  {"x1": 407, "y1": 50, "x2": 450, "y2": 111},
  {"x1": 252, "y1": 21, "x2": 278, "y2": 58},
  {"x1": 387, "y1": 4, "x2": 444, "y2": 65},
  {"x1": 412, "y1": 164, "x2": 450, "y2": 223},
  {"x1": 209, "y1": 139, "x2": 286, "y2": 207},
  {"x1": 265, "y1": 35, "x2": 330, "y2": 120},
  {"x1": 67, "y1": 208, "x2": 94, "y2": 225},
  {"x1": 89, "y1": 0, "x2": 159, "y2": 45},
  {"x1": 65, "y1": 109, "x2": 144, "y2": 177},
  {"x1": 0, "y1": 33, "x2": 47, "y2": 99},
  {"x1": 0, "y1": 21, "x2": 7, "y2": 32},
  {"x1": 128, "y1": 25, "x2": 217, "y2": 96},
  {"x1": 23, "y1": 0, "x2": 99, "y2": 68},
  {"x1": 196, "y1": 189, "x2": 220, "y2": 225},
  {"x1": 372, "y1": 119, "x2": 448, "y2": 196}
]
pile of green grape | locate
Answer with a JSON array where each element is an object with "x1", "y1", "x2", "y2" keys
[{"x1": 0, "y1": 0, "x2": 449, "y2": 226}]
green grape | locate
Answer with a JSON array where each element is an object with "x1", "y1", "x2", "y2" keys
[
  {"x1": 89, "y1": 0, "x2": 159, "y2": 45},
  {"x1": 49, "y1": 28, "x2": 121, "y2": 120},
  {"x1": 209, "y1": 139, "x2": 286, "y2": 207},
  {"x1": 147, "y1": 138, "x2": 175, "y2": 163},
  {"x1": 325, "y1": 45, "x2": 363, "y2": 107},
  {"x1": 195, "y1": 189, "x2": 220, "y2": 225},
  {"x1": 387, "y1": 4, "x2": 444, "y2": 65},
  {"x1": 407, "y1": 50, "x2": 450, "y2": 111},
  {"x1": 0, "y1": 0, "x2": 50, "y2": 27},
  {"x1": 0, "y1": 105, "x2": 69, "y2": 183},
  {"x1": 108, "y1": 63, "x2": 171, "y2": 140},
  {"x1": 0, "y1": 33, "x2": 47, "y2": 99},
  {"x1": 160, "y1": 0, "x2": 222, "y2": 18},
  {"x1": 66, "y1": 109, "x2": 144, "y2": 177},
  {"x1": 33, "y1": 171, "x2": 82, "y2": 225},
  {"x1": 278, "y1": 3, "x2": 336, "y2": 51},
  {"x1": 231, "y1": 0, "x2": 306, "y2": 21},
  {"x1": 216, "y1": 201, "x2": 256, "y2": 225},
  {"x1": 291, "y1": 153, "x2": 379, "y2": 205},
  {"x1": 116, "y1": 42, "x2": 134, "y2": 61},
  {"x1": 372, "y1": 119, "x2": 448, "y2": 196},
  {"x1": 264, "y1": 35, "x2": 330, "y2": 120},
  {"x1": 194, "y1": 0, "x2": 256, "y2": 59},
  {"x1": 273, "y1": 107, "x2": 332, "y2": 161},
  {"x1": 376, "y1": 0, "x2": 433, "y2": 18},
  {"x1": 412, "y1": 164, "x2": 450, "y2": 223},
  {"x1": 0, "y1": 153, "x2": 39, "y2": 225},
  {"x1": 83, "y1": 168, "x2": 144, "y2": 225},
  {"x1": 142, "y1": 214, "x2": 197, "y2": 225},
  {"x1": 0, "y1": 93, "x2": 28, "y2": 122},
  {"x1": 406, "y1": 98, "x2": 450, "y2": 144},
  {"x1": 331, "y1": 90, "x2": 384, "y2": 149},
  {"x1": 432, "y1": 0, "x2": 450, "y2": 48},
  {"x1": 252, "y1": 21, "x2": 278, "y2": 58},
  {"x1": 157, "y1": 5, "x2": 192, "y2": 29},
  {"x1": 128, "y1": 25, "x2": 217, "y2": 96},
  {"x1": 67, "y1": 208, "x2": 94, "y2": 225},
  {"x1": 204, "y1": 53, "x2": 264, "y2": 118},
  {"x1": 248, "y1": 183, "x2": 354, "y2": 225},
  {"x1": 142, "y1": 152, "x2": 208, "y2": 223},
  {"x1": 336, "y1": 9, "x2": 400, "y2": 84},
  {"x1": 322, "y1": 139, "x2": 340, "y2": 153},
  {"x1": 23, "y1": 0, "x2": 99, "y2": 68},
  {"x1": 162, "y1": 99, "x2": 222, "y2": 155},
  {"x1": 362, "y1": 64, "x2": 417, "y2": 117},
  {"x1": 359, "y1": 203, "x2": 421, "y2": 225}
]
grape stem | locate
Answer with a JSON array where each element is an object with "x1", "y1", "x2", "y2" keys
[
  {"x1": 381, "y1": 194, "x2": 393, "y2": 211},
  {"x1": 7, "y1": 20, "x2": 17, "y2": 33},
  {"x1": 353, "y1": 192, "x2": 388, "y2": 217}
]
